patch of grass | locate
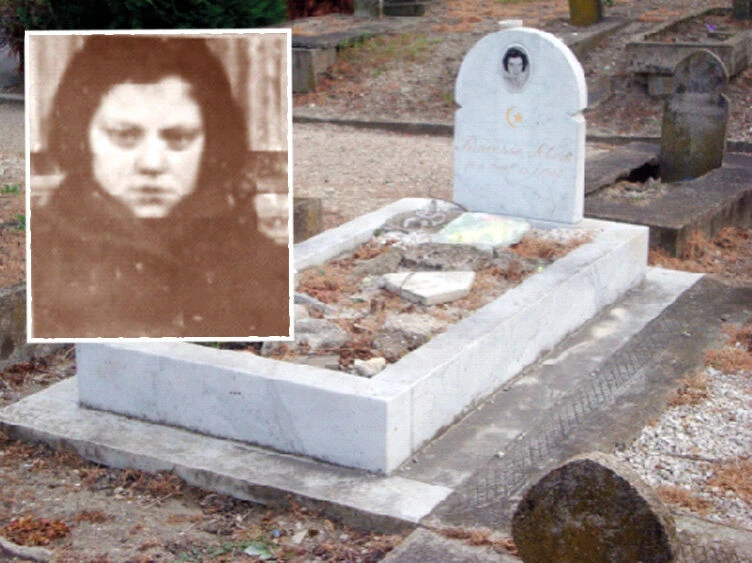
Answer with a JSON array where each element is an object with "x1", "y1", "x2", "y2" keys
[
  {"x1": 656, "y1": 484, "x2": 713, "y2": 514},
  {"x1": 1, "y1": 183, "x2": 21, "y2": 195},
  {"x1": 176, "y1": 541, "x2": 254, "y2": 562},
  {"x1": 336, "y1": 33, "x2": 440, "y2": 76},
  {"x1": 14, "y1": 214, "x2": 25, "y2": 231}
]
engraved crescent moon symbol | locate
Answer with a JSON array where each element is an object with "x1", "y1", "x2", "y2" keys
[{"x1": 506, "y1": 106, "x2": 520, "y2": 128}]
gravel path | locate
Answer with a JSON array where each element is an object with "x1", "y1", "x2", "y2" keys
[
  {"x1": 616, "y1": 366, "x2": 752, "y2": 530},
  {"x1": 0, "y1": 101, "x2": 24, "y2": 155},
  {"x1": 293, "y1": 123, "x2": 453, "y2": 229}
]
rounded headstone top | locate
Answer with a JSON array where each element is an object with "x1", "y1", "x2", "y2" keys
[
  {"x1": 674, "y1": 49, "x2": 728, "y2": 96},
  {"x1": 512, "y1": 452, "x2": 680, "y2": 563},
  {"x1": 455, "y1": 27, "x2": 586, "y2": 110}
]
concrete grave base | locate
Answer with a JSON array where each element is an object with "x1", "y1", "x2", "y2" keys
[
  {"x1": 0, "y1": 268, "x2": 705, "y2": 533},
  {"x1": 65, "y1": 199, "x2": 648, "y2": 474},
  {"x1": 586, "y1": 152, "x2": 752, "y2": 256},
  {"x1": 626, "y1": 7, "x2": 752, "y2": 82}
]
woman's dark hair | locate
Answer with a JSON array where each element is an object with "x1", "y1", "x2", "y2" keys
[
  {"x1": 48, "y1": 35, "x2": 247, "y2": 195},
  {"x1": 503, "y1": 47, "x2": 529, "y2": 72}
]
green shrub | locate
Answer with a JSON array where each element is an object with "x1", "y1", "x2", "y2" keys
[
  {"x1": 0, "y1": 0, "x2": 53, "y2": 69},
  {"x1": 55, "y1": 0, "x2": 288, "y2": 29},
  {"x1": 0, "y1": 0, "x2": 288, "y2": 71}
]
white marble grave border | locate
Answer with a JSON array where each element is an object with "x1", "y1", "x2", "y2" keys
[{"x1": 75, "y1": 198, "x2": 648, "y2": 473}]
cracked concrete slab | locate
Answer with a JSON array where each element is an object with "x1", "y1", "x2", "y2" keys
[{"x1": 382, "y1": 271, "x2": 476, "y2": 305}]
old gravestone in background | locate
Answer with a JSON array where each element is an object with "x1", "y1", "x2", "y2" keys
[
  {"x1": 568, "y1": 0, "x2": 603, "y2": 27},
  {"x1": 734, "y1": 0, "x2": 751, "y2": 20},
  {"x1": 660, "y1": 49, "x2": 729, "y2": 183},
  {"x1": 453, "y1": 24, "x2": 587, "y2": 224}
]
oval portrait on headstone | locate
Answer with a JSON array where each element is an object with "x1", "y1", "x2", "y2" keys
[{"x1": 500, "y1": 44, "x2": 531, "y2": 93}]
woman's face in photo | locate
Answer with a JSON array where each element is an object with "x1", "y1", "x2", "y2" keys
[{"x1": 88, "y1": 76, "x2": 205, "y2": 219}]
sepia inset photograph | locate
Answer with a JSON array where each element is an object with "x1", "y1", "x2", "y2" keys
[{"x1": 27, "y1": 31, "x2": 292, "y2": 340}]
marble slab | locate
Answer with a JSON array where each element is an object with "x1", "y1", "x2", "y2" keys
[{"x1": 454, "y1": 26, "x2": 587, "y2": 224}]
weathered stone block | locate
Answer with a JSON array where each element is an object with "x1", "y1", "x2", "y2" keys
[
  {"x1": 293, "y1": 197, "x2": 324, "y2": 242},
  {"x1": 354, "y1": 0, "x2": 381, "y2": 17},
  {"x1": 0, "y1": 283, "x2": 61, "y2": 370},
  {"x1": 733, "y1": 0, "x2": 751, "y2": 20},
  {"x1": 292, "y1": 48, "x2": 337, "y2": 93},
  {"x1": 383, "y1": 1, "x2": 427, "y2": 17},
  {"x1": 660, "y1": 95, "x2": 728, "y2": 182},
  {"x1": 647, "y1": 74, "x2": 674, "y2": 97},
  {"x1": 512, "y1": 452, "x2": 680, "y2": 563}
]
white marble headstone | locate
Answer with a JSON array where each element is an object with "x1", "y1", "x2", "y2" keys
[{"x1": 454, "y1": 26, "x2": 587, "y2": 224}]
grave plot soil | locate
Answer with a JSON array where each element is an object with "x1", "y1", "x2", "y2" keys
[{"x1": 260, "y1": 229, "x2": 589, "y2": 370}]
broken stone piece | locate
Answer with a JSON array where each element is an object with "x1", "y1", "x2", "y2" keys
[
  {"x1": 262, "y1": 318, "x2": 348, "y2": 355},
  {"x1": 352, "y1": 357, "x2": 387, "y2": 377},
  {"x1": 372, "y1": 313, "x2": 449, "y2": 362},
  {"x1": 381, "y1": 271, "x2": 476, "y2": 305},
  {"x1": 295, "y1": 318, "x2": 349, "y2": 351},
  {"x1": 433, "y1": 213, "x2": 530, "y2": 251},
  {"x1": 382, "y1": 314, "x2": 448, "y2": 344},
  {"x1": 353, "y1": 246, "x2": 404, "y2": 276},
  {"x1": 512, "y1": 452, "x2": 680, "y2": 563},
  {"x1": 372, "y1": 332, "x2": 411, "y2": 362},
  {"x1": 290, "y1": 354, "x2": 340, "y2": 370},
  {"x1": 294, "y1": 292, "x2": 333, "y2": 315},
  {"x1": 401, "y1": 243, "x2": 491, "y2": 271}
]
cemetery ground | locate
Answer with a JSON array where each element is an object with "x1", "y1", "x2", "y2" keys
[{"x1": 1, "y1": 1, "x2": 752, "y2": 561}]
